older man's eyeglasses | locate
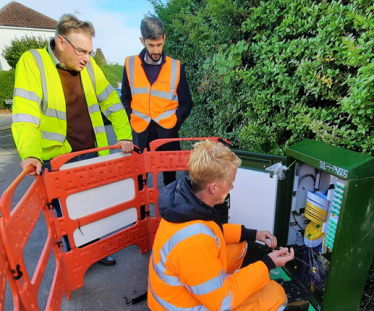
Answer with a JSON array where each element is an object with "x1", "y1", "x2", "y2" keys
[{"x1": 63, "y1": 36, "x2": 93, "y2": 56}]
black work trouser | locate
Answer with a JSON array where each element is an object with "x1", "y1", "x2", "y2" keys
[{"x1": 145, "y1": 123, "x2": 176, "y2": 186}]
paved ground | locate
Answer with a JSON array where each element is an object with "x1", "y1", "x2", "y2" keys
[
  {"x1": 0, "y1": 114, "x2": 31, "y2": 205},
  {"x1": 0, "y1": 114, "x2": 12, "y2": 130},
  {"x1": 0, "y1": 118, "x2": 153, "y2": 311}
]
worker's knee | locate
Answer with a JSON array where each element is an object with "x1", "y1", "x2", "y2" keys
[{"x1": 233, "y1": 280, "x2": 286, "y2": 311}]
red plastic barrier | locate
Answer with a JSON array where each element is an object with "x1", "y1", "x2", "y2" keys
[
  {"x1": 0, "y1": 233, "x2": 6, "y2": 311},
  {"x1": 0, "y1": 166, "x2": 70, "y2": 311},
  {"x1": 0, "y1": 230, "x2": 20, "y2": 311},
  {"x1": 43, "y1": 145, "x2": 149, "y2": 291},
  {"x1": 0, "y1": 137, "x2": 227, "y2": 310}
]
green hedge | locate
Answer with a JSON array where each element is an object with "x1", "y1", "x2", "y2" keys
[
  {"x1": 152, "y1": 1, "x2": 374, "y2": 308},
  {"x1": 152, "y1": 0, "x2": 374, "y2": 156},
  {"x1": 3, "y1": 35, "x2": 49, "y2": 69},
  {"x1": 100, "y1": 64, "x2": 124, "y2": 87},
  {"x1": 0, "y1": 70, "x2": 15, "y2": 109},
  {"x1": 98, "y1": 64, "x2": 124, "y2": 125}
]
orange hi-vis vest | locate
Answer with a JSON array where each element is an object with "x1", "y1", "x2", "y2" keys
[
  {"x1": 125, "y1": 55, "x2": 181, "y2": 133},
  {"x1": 148, "y1": 220, "x2": 274, "y2": 310}
]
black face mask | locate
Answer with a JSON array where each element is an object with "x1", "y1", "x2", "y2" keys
[{"x1": 145, "y1": 46, "x2": 162, "y2": 63}]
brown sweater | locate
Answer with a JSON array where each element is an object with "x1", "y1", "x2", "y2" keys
[{"x1": 57, "y1": 68, "x2": 96, "y2": 152}]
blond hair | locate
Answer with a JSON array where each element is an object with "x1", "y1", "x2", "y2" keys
[
  {"x1": 188, "y1": 140, "x2": 242, "y2": 192},
  {"x1": 55, "y1": 14, "x2": 95, "y2": 38}
]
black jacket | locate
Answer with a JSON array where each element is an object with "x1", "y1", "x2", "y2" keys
[
  {"x1": 158, "y1": 178, "x2": 276, "y2": 270},
  {"x1": 159, "y1": 178, "x2": 225, "y2": 228}
]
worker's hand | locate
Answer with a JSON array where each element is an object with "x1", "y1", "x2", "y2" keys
[
  {"x1": 20, "y1": 158, "x2": 42, "y2": 176},
  {"x1": 268, "y1": 247, "x2": 294, "y2": 267},
  {"x1": 256, "y1": 230, "x2": 277, "y2": 248},
  {"x1": 118, "y1": 140, "x2": 134, "y2": 153}
]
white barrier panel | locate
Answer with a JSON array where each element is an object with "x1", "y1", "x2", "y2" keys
[
  {"x1": 73, "y1": 207, "x2": 138, "y2": 247},
  {"x1": 66, "y1": 177, "x2": 136, "y2": 246},
  {"x1": 66, "y1": 178, "x2": 136, "y2": 219},
  {"x1": 60, "y1": 152, "x2": 131, "y2": 170},
  {"x1": 63, "y1": 152, "x2": 137, "y2": 247}
]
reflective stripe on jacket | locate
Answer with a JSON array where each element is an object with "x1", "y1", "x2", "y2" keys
[
  {"x1": 148, "y1": 220, "x2": 270, "y2": 311},
  {"x1": 12, "y1": 48, "x2": 131, "y2": 161},
  {"x1": 125, "y1": 55, "x2": 180, "y2": 133}
]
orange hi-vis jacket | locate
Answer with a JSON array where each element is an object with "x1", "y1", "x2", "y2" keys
[
  {"x1": 148, "y1": 219, "x2": 271, "y2": 310},
  {"x1": 125, "y1": 55, "x2": 180, "y2": 133}
]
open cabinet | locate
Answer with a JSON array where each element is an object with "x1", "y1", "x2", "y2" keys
[{"x1": 229, "y1": 139, "x2": 374, "y2": 311}]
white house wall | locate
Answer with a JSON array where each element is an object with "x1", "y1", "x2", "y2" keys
[{"x1": 0, "y1": 26, "x2": 54, "y2": 71}]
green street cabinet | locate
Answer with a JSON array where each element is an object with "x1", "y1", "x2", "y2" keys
[{"x1": 229, "y1": 139, "x2": 374, "y2": 311}]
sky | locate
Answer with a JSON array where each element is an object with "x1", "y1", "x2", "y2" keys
[{"x1": 0, "y1": 0, "x2": 157, "y2": 64}]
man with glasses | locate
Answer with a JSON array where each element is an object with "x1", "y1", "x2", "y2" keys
[{"x1": 12, "y1": 14, "x2": 133, "y2": 265}]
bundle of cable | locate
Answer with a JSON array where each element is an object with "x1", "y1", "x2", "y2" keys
[
  {"x1": 305, "y1": 191, "x2": 328, "y2": 224},
  {"x1": 304, "y1": 221, "x2": 323, "y2": 248}
]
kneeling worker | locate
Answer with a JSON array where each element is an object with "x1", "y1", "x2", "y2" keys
[{"x1": 148, "y1": 140, "x2": 294, "y2": 311}]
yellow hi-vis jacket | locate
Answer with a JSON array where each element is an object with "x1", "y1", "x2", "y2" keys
[
  {"x1": 125, "y1": 55, "x2": 180, "y2": 133},
  {"x1": 12, "y1": 48, "x2": 132, "y2": 161}
]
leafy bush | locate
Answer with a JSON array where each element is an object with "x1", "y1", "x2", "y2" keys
[
  {"x1": 100, "y1": 64, "x2": 124, "y2": 87},
  {"x1": 0, "y1": 70, "x2": 15, "y2": 109},
  {"x1": 2, "y1": 35, "x2": 49, "y2": 69},
  {"x1": 93, "y1": 48, "x2": 107, "y2": 66},
  {"x1": 152, "y1": 0, "x2": 374, "y2": 156},
  {"x1": 98, "y1": 63, "x2": 124, "y2": 125},
  {"x1": 152, "y1": 0, "x2": 374, "y2": 308}
]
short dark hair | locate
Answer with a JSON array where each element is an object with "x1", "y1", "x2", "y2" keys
[{"x1": 140, "y1": 17, "x2": 164, "y2": 40}]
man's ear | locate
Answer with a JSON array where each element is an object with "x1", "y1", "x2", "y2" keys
[
  {"x1": 163, "y1": 34, "x2": 166, "y2": 43},
  {"x1": 55, "y1": 35, "x2": 65, "y2": 51},
  {"x1": 140, "y1": 37, "x2": 145, "y2": 46},
  {"x1": 207, "y1": 182, "x2": 216, "y2": 194}
]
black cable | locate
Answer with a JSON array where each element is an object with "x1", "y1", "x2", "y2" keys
[
  {"x1": 298, "y1": 174, "x2": 316, "y2": 186},
  {"x1": 292, "y1": 211, "x2": 304, "y2": 231},
  {"x1": 325, "y1": 184, "x2": 335, "y2": 195},
  {"x1": 294, "y1": 245, "x2": 308, "y2": 254}
]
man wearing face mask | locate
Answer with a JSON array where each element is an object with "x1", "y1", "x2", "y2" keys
[
  {"x1": 121, "y1": 16, "x2": 193, "y2": 186},
  {"x1": 12, "y1": 14, "x2": 133, "y2": 265}
]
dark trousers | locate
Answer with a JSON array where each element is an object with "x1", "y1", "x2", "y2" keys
[
  {"x1": 42, "y1": 152, "x2": 98, "y2": 251},
  {"x1": 145, "y1": 123, "x2": 176, "y2": 186}
]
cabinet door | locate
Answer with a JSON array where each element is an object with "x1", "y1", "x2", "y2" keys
[{"x1": 229, "y1": 150, "x2": 293, "y2": 245}]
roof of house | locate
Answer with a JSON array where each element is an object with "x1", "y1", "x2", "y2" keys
[{"x1": 0, "y1": 1, "x2": 57, "y2": 30}]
